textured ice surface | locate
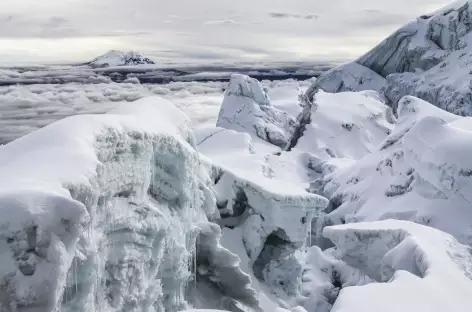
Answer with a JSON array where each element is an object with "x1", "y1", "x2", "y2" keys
[
  {"x1": 324, "y1": 220, "x2": 472, "y2": 312},
  {"x1": 309, "y1": 1, "x2": 472, "y2": 115},
  {"x1": 196, "y1": 124, "x2": 329, "y2": 311},
  {"x1": 312, "y1": 96, "x2": 472, "y2": 246},
  {"x1": 217, "y1": 74, "x2": 298, "y2": 148},
  {"x1": 0, "y1": 96, "x2": 257, "y2": 311}
]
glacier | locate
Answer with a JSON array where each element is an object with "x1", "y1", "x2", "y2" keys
[
  {"x1": 308, "y1": 1, "x2": 472, "y2": 115},
  {"x1": 0, "y1": 96, "x2": 260, "y2": 312}
]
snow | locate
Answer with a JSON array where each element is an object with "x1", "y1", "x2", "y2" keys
[
  {"x1": 2, "y1": 38, "x2": 472, "y2": 311},
  {"x1": 217, "y1": 74, "x2": 298, "y2": 148},
  {"x1": 0, "y1": 96, "x2": 258, "y2": 311},
  {"x1": 312, "y1": 96, "x2": 472, "y2": 246},
  {"x1": 0, "y1": 79, "x2": 313, "y2": 145},
  {"x1": 293, "y1": 90, "x2": 395, "y2": 161},
  {"x1": 86, "y1": 50, "x2": 155, "y2": 68},
  {"x1": 309, "y1": 1, "x2": 472, "y2": 115},
  {"x1": 324, "y1": 220, "x2": 472, "y2": 312}
]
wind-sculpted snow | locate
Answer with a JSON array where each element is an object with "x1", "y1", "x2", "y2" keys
[
  {"x1": 217, "y1": 74, "x2": 298, "y2": 148},
  {"x1": 309, "y1": 1, "x2": 472, "y2": 115},
  {"x1": 292, "y1": 90, "x2": 395, "y2": 161},
  {"x1": 324, "y1": 220, "x2": 472, "y2": 312},
  {"x1": 0, "y1": 96, "x2": 259, "y2": 311},
  {"x1": 312, "y1": 96, "x2": 472, "y2": 246}
]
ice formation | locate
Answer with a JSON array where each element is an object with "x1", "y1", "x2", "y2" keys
[
  {"x1": 86, "y1": 50, "x2": 155, "y2": 68},
  {"x1": 309, "y1": 1, "x2": 472, "y2": 115},
  {"x1": 216, "y1": 74, "x2": 298, "y2": 149},
  {"x1": 0, "y1": 96, "x2": 258, "y2": 312},
  {"x1": 324, "y1": 220, "x2": 472, "y2": 312},
  {"x1": 311, "y1": 96, "x2": 472, "y2": 246}
]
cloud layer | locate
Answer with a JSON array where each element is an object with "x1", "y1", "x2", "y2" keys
[
  {"x1": 0, "y1": 0, "x2": 453, "y2": 64},
  {"x1": 0, "y1": 78, "x2": 314, "y2": 143}
]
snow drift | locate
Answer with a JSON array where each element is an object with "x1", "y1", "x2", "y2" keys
[{"x1": 0, "y1": 96, "x2": 258, "y2": 312}]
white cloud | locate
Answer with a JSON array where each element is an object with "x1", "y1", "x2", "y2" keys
[
  {"x1": 0, "y1": 78, "x2": 314, "y2": 143},
  {"x1": 0, "y1": 0, "x2": 454, "y2": 64}
]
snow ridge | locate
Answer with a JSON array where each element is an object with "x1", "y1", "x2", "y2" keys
[{"x1": 309, "y1": 1, "x2": 472, "y2": 115}]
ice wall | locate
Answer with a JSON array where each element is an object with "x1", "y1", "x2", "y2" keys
[{"x1": 0, "y1": 96, "x2": 257, "y2": 312}]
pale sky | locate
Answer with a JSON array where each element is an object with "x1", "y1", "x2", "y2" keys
[{"x1": 0, "y1": 0, "x2": 452, "y2": 65}]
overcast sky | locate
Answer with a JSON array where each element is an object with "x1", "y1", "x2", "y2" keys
[{"x1": 0, "y1": 0, "x2": 452, "y2": 65}]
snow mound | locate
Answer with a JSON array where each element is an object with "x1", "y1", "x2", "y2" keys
[
  {"x1": 309, "y1": 1, "x2": 472, "y2": 115},
  {"x1": 86, "y1": 50, "x2": 155, "y2": 68},
  {"x1": 312, "y1": 96, "x2": 472, "y2": 246},
  {"x1": 292, "y1": 90, "x2": 395, "y2": 161},
  {"x1": 0, "y1": 96, "x2": 258, "y2": 311},
  {"x1": 216, "y1": 74, "x2": 297, "y2": 149},
  {"x1": 324, "y1": 220, "x2": 472, "y2": 312}
]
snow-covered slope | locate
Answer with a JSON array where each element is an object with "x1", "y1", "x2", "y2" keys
[
  {"x1": 0, "y1": 96, "x2": 258, "y2": 312},
  {"x1": 292, "y1": 90, "x2": 395, "y2": 161},
  {"x1": 86, "y1": 50, "x2": 155, "y2": 68},
  {"x1": 312, "y1": 96, "x2": 472, "y2": 246},
  {"x1": 217, "y1": 74, "x2": 297, "y2": 149},
  {"x1": 309, "y1": 1, "x2": 472, "y2": 115}
]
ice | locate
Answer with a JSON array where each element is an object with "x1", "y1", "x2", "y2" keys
[
  {"x1": 312, "y1": 95, "x2": 472, "y2": 246},
  {"x1": 196, "y1": 122, "x2": 329, "y2": 310},
  {"x1": 308, "y1": 1, "x2": 472, "y2": 115},
  {"x1": 216, "y1": 74, "x2": 298, "y2": 149},
  {"x1": 0, "y1": 96, "x2": 257, "y2": 311},
  {"x1": 324, "y1": 220, "x2": 472, "y2": 312}
]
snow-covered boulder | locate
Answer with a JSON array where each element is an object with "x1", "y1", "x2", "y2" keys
[
  {"x1": 86, "y1": 50, "x2": 155, "y2": 68},
  {"x1": 0, "y1": 96, "x2": 258, "y2": 312},
  {"x1": 216, "y1": 74, "x2": 297, "y2": 149},
  {"x1": 309, "y1": 1, "x2": 472, "y2": 115},
  {"x1": 324, "y1": 220, "x2": 472, "y2": 312},
  {"x1": 312, "y1": 96, "x2": 472, "y2": 246}
]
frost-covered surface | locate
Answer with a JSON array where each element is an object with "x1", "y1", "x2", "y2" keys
[
  {"x1": 86, "y1": 50, "x2": 155, "y2": 68},
  {"x1": 0, "y1": 96, "x2": 259, "y2": 311},
  {"x1": 217, "y1": 74, "x2": 298, "y2": 148},
  {"x1": 309, "y1": 1, "x2": 472, "y2": 115},
  {"x1": 312, "y1": 96, "x2": 472, "y2": 246},
  {"x1": 324, "y1": 220, "x2": 472, "y2": 312}
]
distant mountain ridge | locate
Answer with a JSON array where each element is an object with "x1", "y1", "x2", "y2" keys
[{"x1": 85, "y1": 50, "x2": 155, "y2": 68}]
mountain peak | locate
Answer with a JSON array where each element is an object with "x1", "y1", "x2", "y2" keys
[{"x1": 86, "y1": 50, "x2": 155, "y2": 68}]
